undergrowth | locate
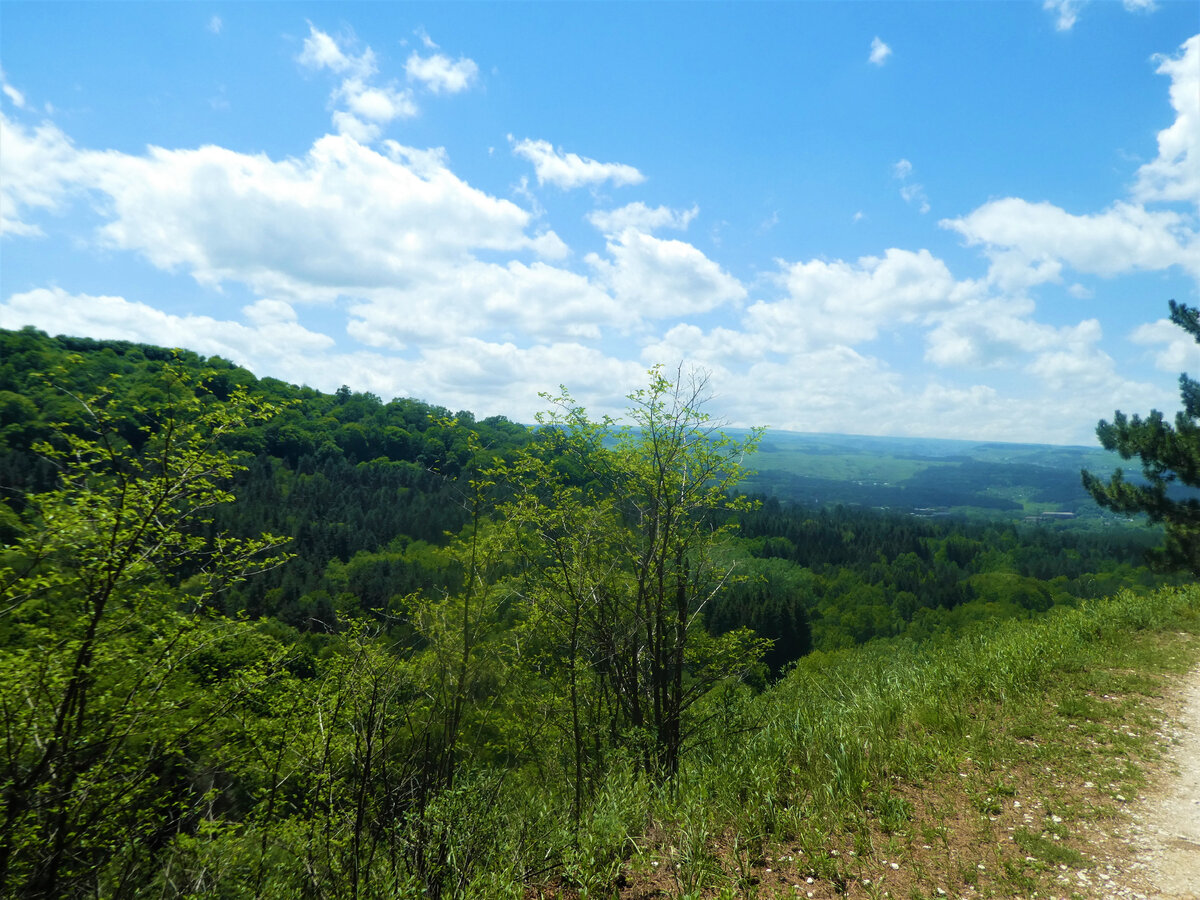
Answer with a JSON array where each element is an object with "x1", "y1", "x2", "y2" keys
[{"x1": 514, "y1": 584, "x2": 1200, "y2": 899}]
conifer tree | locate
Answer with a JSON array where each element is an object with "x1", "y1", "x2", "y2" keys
[{"x1": 1083, "y1": 300, "x2": 1200, "y2": 573}]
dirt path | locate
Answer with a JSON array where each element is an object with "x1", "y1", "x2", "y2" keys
[{"x1": 1104, "y1": 666, "x2": 1200, "y2": 899}]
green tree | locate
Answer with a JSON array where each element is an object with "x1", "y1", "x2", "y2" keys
[
  {"x1": 1083, "y1": 300, "x2": 1200, "y2": 573},
  {"x1": 0, "y1": 360, "x2": 290, "y2": 898},
  {"x1": 499, "y1": 366, "x2": 768, "y2": 786}
]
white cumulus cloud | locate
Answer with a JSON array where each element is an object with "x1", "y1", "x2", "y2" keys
[
  {"x1": 511, "y1": 137, "x2": 645, "y2": 189},
  {"x1": 749, "y1": 248, "x2": 969, "y2": 348},
  {"x1": 924, "y1": 299, "x2": 1101, "y2": 369},
  {"x1": 414, "y1": 26, "x2": 438, "y2": 50},
  {"x1": 406, "y1": 338, "x2": 645, "y2": 417},
  {"x1": 941, "y1": 198, "x2": 1199, "y2": 289},
  {"x1": 892, "y1": 158, "x2": 929, "y2": 213},
  {"x1": 587, "y1": 202, "x2": 698, "y2": 234},
  {"x1": 26, "y1": 133, "x2": 556, "y2": 300},
  {"x1": 1, "y1": 67, "x2": 27, "y2": 109},
  {"x1": 586, "y1": 229, "x2": 745, "y2": 318},
  {"x1": 1133, "y1": 35, "x2": 1200, "y2": 210},
  {"x1": 1044, "y1": 0, "x2": 1083, "y2": 31},
  {"x1": 338, "y1": 79, "x2": 417, "y2": 122},
  {"x1": 1131, "y1": 316, "x2": 1200, "y2": 374},
  {"x1": 344, "y1": 259, "x2": 631, "y2": 349},
  {"x1": 1045, "y1": 0, "x2": 1160, "y2": 30},
  {"x1": 0, "y1": 288, "x2": 334, "y2": 362},
  {"x1": 869, "y1": 37, "x2": 892, "y2": 66},
  {"x1": 0, "y1": 113, "x2": 83, "y2": 236},
  {"x1": 405, "y1": 52, "x2": 479, "y2": 94},
  {"x1": 641, "y1": 323, "x2": 770, "y2": 373},
  {"x1": 298, "y1": 24, "x2": 422, "y2": 140},
  {"x1": 298, "y1": 24, "x2": 375, "y2": 78}
]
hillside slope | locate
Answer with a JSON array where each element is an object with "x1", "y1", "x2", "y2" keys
[{"x1": 608, "y1": 587, "x2": 1200, "y2": 900}]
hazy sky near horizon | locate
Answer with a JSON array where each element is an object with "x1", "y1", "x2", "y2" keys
[{"x1": 2, "y1": 2, "x2": 1197, "y2": 445}]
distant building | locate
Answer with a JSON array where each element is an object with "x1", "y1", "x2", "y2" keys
[{"x1": 1024, "y1": 511, "x2": 1077, "y2": 523}]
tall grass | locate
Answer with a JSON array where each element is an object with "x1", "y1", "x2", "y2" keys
[
  {"x1": 521, "y1": 583, "x2": 1200, "y2": 895},
  {"x1": 682, "y1": 585, "x2": 1198, "y2": 811},
  {"x1": 221, "y1": 584, "x2": 1200, "y2": 897}
]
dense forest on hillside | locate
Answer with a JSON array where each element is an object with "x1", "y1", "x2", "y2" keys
[
  {"x1": 0, "y1": 326, "x2": 1188, "y2": 898},
  {"x1": 1, "y1": 329, "x2": 1177, "y2": 662}
]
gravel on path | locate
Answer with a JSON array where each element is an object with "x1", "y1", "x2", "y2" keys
[{"x1": 1103, "y1": 664, "x2": 1200, "y2": 900}]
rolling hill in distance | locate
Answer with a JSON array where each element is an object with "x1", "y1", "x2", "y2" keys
[{"x1": 734, "y1": 429, "x2": 1132, "y2": 522}]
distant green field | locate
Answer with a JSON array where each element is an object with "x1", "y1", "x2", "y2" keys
[{"x1": 733, "y1": 430, "x2": 1133, "y2": 524}]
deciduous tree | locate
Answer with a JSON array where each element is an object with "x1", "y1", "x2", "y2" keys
[
  {"x1": 0, "y1": 360, "x2": 290, "y2": 898},
  {"x1": 498, "y1": 366, "x2": 768, "y2": 788}
]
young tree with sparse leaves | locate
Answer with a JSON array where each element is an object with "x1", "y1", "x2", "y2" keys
[{"x1": 497, "y1": 366, "x2": 768, "y2": 787}]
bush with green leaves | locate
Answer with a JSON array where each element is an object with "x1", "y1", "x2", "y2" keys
[{"x1": 0, "y1": 361, "x2": 290, "y2": 898}]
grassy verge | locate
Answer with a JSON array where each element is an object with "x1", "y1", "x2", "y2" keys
[{"x1": 536, "y1": 585, "x2": 1200, "y2": 899}]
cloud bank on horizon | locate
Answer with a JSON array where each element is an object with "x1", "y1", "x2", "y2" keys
[{"x1": 1, "y1": 3, "x2": 1197, "y2": 445}]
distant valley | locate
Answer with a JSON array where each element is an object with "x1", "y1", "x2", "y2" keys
[{"x1": 737, "y1": 429, "x2": 1132, "y2": 524}]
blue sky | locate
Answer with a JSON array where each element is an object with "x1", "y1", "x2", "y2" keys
[{"x1": 2, "y1": 2, "x2": 1197, "y2": 444}]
